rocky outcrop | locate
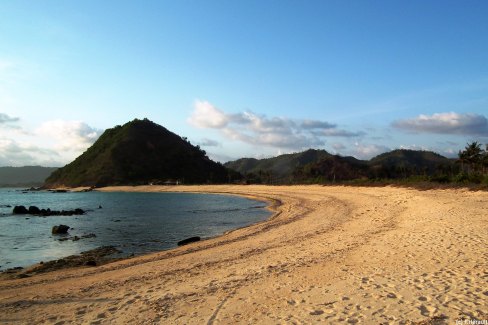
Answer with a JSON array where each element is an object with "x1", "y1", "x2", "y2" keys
[
  {"x1": 28, "y1": 206, "x2": 41, "y2": 214},
  {"x1": 13, "y1": 206, "x2": 29, "y2": 214},
  {"x1": 52, "y1": 225, "x2": 70, "y2": 234},
  {"x1": 12, "y1": 205, "x2": 85, "y2": 216},
  {"x1": 177, "y1": 236, "x2": 201, "y2": 246}
]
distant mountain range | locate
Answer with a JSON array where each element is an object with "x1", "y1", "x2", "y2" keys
[
  {"x1": 44, "y1": 118, "x2": 235, "y2": 188},
  {"x1": 224, "y1": 148, "x2": 458, "y2": 184},
  {"x1": 0, "y1": 166, "x2": 58, "y2": 187}
]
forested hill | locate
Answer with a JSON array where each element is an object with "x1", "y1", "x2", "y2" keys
[
  {"x1": 44, "y1": 118, "x2": 234, "y2": 188},
  {"x1": 0, "y1": 166, "x2": 58, "y2": 187},
  {"x1": 225, "y1": 149, "x2": 456, "y2": 184}
]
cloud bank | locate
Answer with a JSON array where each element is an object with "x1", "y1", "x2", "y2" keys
[
  {"x1": 0, "y1": 118, "x2": 102, "y2": 166},
  {"x1": 0, "y1": 138, "x2": 60, "y2": 166},
  {"x1": 392, "y1": 112, "x2": 488, "y2": 136},
  {"x1": 188, "y1": 100, "x2": 362, "y2": 151},
  {"x1": 37, "y1": 120, "x2": 102, "y2": 151},
  {"x1": 0, "y1": 113, "x2": 19, "y2": 124}
]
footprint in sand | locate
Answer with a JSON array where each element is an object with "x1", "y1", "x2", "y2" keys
[
  {"x1": 418, "y1": 296, "x2": 430, "y2": 302},
  {"x1": 75, "y1": 307, "x2": 87, "y2": 316},
  {"x1": 418, "y1": 304, "x2": 436, "y2": 316},
  {"x1": 287, "y1": 299, "x2": 298, "y2": 306},
  {"x1": 96, "y1": 313, "x2": 106, "y2": 319},
  {"x1": 309, "y1": 309, "x2": 324, "y2": 316}
]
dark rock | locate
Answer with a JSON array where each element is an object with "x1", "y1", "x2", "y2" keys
[
  {"x1": 85, "y1": 260, "x2": 97, "y2": 266},
  {"x1": 4, "y1": 266, "x2": 23, "y2": 274},
  {"x1": 52, "y1": 225, "x2": 70, "y2": 234},
  {"x1": 177, "y1": 236, "x2": 201, "y2": 246},
  {"x1": 13, "y1": 206, "x2": 28, "y2": 214},
  {"x1": 28, "y1": 206, "x2": 41, "y2": 214},
  {"x1": 16, "y1": 206, "x2": 85, "y2": 216}
]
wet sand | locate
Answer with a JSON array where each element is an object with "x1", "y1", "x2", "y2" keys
[{"x1": 0, "y1": 185, "x2": 487, "y2": 324}]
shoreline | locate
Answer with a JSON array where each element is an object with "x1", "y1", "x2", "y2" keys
[
  {"x1": 1, "y1": 187, "x2": 279, "y2": 278},
  {"x1": 1, "y1": 185, "x2": 487, "y2": 324}
]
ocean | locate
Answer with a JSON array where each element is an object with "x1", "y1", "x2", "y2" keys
[{"x1": 0, "y1": 189, "x2": 271, "y2": 269}]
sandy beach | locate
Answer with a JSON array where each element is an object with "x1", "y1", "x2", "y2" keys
[{"x1": 0, "y1": 185, "x2": 487, "y2": 324}]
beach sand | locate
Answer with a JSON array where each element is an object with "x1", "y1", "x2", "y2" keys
[{"x1": 0, "y1": 185, "x2": 487, "y2": 324}]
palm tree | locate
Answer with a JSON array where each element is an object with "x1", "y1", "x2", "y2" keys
[
  {"x1": 482, "y1": 144, "x2": 488, "y2": 174},
  {"x1": 459, "y1": 142, "x2": 483, "y2": 174}
]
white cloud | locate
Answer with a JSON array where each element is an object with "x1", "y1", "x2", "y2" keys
[
  {"x1": 399, "y1": 144, "x2": 430, "y2": 151},
  {"x1": 37, "y1": 120, "x2": 102, "y2": 151},
  {"x1": 188, "y1": 100, "x2": 363, "y2": 151},
  {"x1": 0, "y1": 138, "x2": 60, "y2": 166},
  {"x1": 320, "y1": 129, "x2": 365, "y2": 137},
  {"x1": 392, "y1": 112, "x2": 488, "y2": 136},
  {"x1": 187, "y1": 100, "x2": 229, "y2": 128},
  {"x1": 0, "y1": 113, "x2": 19, "y2": 125},
  {"x1": 332, "y1": 143, "x2": 346, "y2": 151},
  {"x1": 198, "y1": 138, "x2": 220, "y2": 147},
  {"x1": 351, "y1": 142, "x2": 390, "y2": 160},
  {"x1": 301, "y1": 120, "x2": 336, "y2": 129},
  {"x1": 0, "y1": 119, "x2": 103, "y2": 166}
]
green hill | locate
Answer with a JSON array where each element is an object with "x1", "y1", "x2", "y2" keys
[
  {"x1": 44, "y1": 118, "x2": 233, "y2": 187},
  {"x1": 0, "y1": 166, "x2": 58, "y2": 187},
  {"x1": 225, "y1": 148, "x2": 457, "y2": 184},
  {"x1": 224, "y1": 149, "x2": 369, "y2": 183},
  {"x1": 224, "y1": 149, "x2": 334, "y2": 183},
  {"x1": 368, "y1": 149, "x2": 456, "y2": 179}
]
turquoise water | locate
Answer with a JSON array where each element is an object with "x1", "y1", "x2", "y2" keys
[{"x1": 0, "y1": 189, "x2": 271, "y2": 269}]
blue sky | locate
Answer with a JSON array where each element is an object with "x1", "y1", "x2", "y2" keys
[{"x1": 1, "y1": 1, "x2": 487, "y2": 166}]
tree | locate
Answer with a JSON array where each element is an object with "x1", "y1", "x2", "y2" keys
[
  {"x1": 482, "y1": 144, "x2": 488, "y2": 174},
  {"x1": 458, "y1": 141, "x2": 483, "y2": 174}
]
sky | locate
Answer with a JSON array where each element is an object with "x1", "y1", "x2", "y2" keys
[{"x1": 1, "y1": 0, "x2": 487, "y2": 166}]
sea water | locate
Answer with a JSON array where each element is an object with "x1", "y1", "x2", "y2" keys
[{"x1": 0, "y1": 189, "x2": 272, "y2": 269}]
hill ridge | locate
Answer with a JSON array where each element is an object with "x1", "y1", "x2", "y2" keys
[{"x1": 224, "y1": 148, "x2": 456, "y2": 184}]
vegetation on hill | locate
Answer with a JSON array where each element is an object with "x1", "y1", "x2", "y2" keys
[
  {"x1": 0, "y1": 166, "x2": 58, "y2": 187},
  {"x1": 225, "y1": 149, "x2": 334, "y2": 183},
  {"x1": 44, "y1": 118, "x2": 236, "y2": 187},
  {"x1": 225, "y1": 146, "x2": 488, "y2": 186},
  {"x1": 367, "y1": 149, "x2": 456, "y2": 181}
]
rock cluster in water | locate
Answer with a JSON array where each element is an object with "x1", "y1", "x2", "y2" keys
[{"x1": 12, "y1": 205, "x2": 85, "y2": 216}]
